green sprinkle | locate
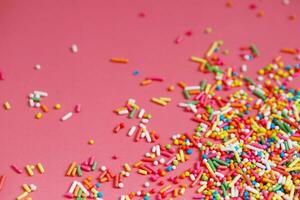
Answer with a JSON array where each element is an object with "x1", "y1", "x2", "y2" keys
[
  {"x1": 212, "y1": 158, "x2": 229, "y2": 166},
  {"x1": 77, "y1": 188, "x2": 83, "y2": 198},
  {"x1": 129, "y1": 108, "x2": 137, "y2": 118},
  {"x1": 200, "y1": 80, "x2": 207, "y2": 91},
  {"x1": 253, "y1": 89, "x2": 267, "y2": 101},
  {"x1": 77, "y1": 165, "x2": 83, "y2": 177},
  {"x1": 165, "y1": 144, "x2": 171, "y2": 150},
  {"x1": 92, "y1": 161, "x2": 98, "y2": 171},
  {"x1": 272, "y1": 184, "x2": 282, "y2": 192},
  {"x1": 183, "y1": 90, "x2": 191, "y2": 99},
  {"x1": 207, "y1": 159, "x2": 216, "y2": 172},
  {"x1": 250, "y1": 44, "x2": 259, "y2": 56},
  {"x1": 244, "y1": 77, "x2": 256, "y2": 85}
]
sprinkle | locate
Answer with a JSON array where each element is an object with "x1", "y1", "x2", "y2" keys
[
  {"x1": 37, "y1": 163, "x2": 45, "y2": 174},
  {"x1": 0, "y1": 71, "x2": 4, "y2": 80},
  {"x1": 174, "y1": 36, "x2": 183, "y2": 44},
  {"x1": 40, "y1": 105, "x2": 49, "y2": 113},
  {"x1": 110, "y1": 58, "x2": 129, "y2": 64},
  {"x1": 0, "y1": 175, "x2": 6, "y2": 191},
  {"x1": 25, "y1": 165, "x2": 34, "y2": 176},
  {"x1": 16, "y1": 191, "x2": 29, "y2": 200},
  {"x1": 35, "y1": 64, "x2": 41, "y2": 70},
  {"x1": 71, "y1": 44, "x2": 78, "y2": 53},
  {"x1": 74, "y1": 104, "x2": 81, "y2": 113},
  {"x1": 204, "y1": 27, "x2": 213, "y2": 34},
  {"x1": 61, "y1": 112, "x2": 73, "y2": 121},
  {"x1": 151, "y1": 97, "x2": 171, "y2": 106},
  {"x1": 35, "y1": 112, "x2": 43, "y2": 119},
  {"x1": 3, "y1": 101, "x2": 11, "y2": 110},
  {"x1": 167, "y1": 85, "x2": 175, "y2": 92},
  {"x1": 88, "y1": 139, "x2": 95, "y2": 145},
  {"x1": 133, "y1": 70, "x2": 140, "y2": 76},
  {"x1": 11, "y1": 165, "x2": 23, "y2": 174}
]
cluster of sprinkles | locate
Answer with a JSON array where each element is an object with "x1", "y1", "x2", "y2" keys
[
  {"x1": 9, "y1": 163, "x2": 44, "y2": 199},
  {"x1": 55, "y1": 40, "x2": 300, "y2": 200},
  {"x1": 16, "y1": 184, "x2": 37, "y2": 200},
  {"x1": 113, "y1": 99, "x2": 159, "y2": 143}
]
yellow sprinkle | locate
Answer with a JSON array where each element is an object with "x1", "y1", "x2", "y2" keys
[
  {"x1": 197, "y1": 185, "x2": 207, "y2": 193},
  {"x1": 138, "y1": 169, "x2": 148, "y2": 175},
  {"x1": 159, "y1": 97, "x2": 171, "y2": 102},
  {"x1": 190, "y1": 56, "x2": 207, "y2": 64},
  {"x1": 17, "y1": 192, "x2": 29, "y2": 200},
  {"x1": 54, "y1": 103, "x2": 61, "y2": 110},
  {"x1": 25, "y1": 165, "x2": 34, "y2": 176},
  {"x1": 286, "y1": 166, "x2": 300, "y2": 172},
  {"x1": 37, "y1": 163, "x2": 45, "y2": 174},
  {"x1": 179, "y1": 149, "x2": 185, "y2": 162},
  {"x1": 124, "y1": 163, "x2": 131, "y2": 172},
  {"x1": 22, "y1": 184, "x2": 31, "y2": 193},
  {"x1": 88, "y1": 139, "x2": 95, "y2": 145},
  {"x1": 289, "y1": 158, "x2": 300, "y2": 168},
  {"x1": 35, "y1": 112, "x2": 43, "y2": 119},
  {"x1": 151, "y1": 98, "x2": 168, "y2": 106}
]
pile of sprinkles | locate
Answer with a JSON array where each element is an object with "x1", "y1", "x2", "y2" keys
[{"x1": 58, "y1": 42, "x2": 300, "y2": 200}]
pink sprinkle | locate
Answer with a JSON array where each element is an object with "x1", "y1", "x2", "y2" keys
[
  {"x1": 0, "y1": 71, "x2": 4, "y2": 80},
  {"x1": 75, "y1": 104, "x2": 81, "y2": 113},
  {"x1": 174, "y1": 36, "x2": 183, "y2": 44},
  {"x1": 64, "y1": 193, "x2": 74, "y2": 198},
  {"x1": 145, "y1": 77, "x2": 164, "y2": 82},
  {"x1": 249, "y1": 4, "x2": 257, "y2": 9},
  {"x1": 185, "y1": 30, "x2": 193, "y2": 36},
  {"x1": 80, "y1": 165, "x2": 92, "y2": 172},
  {"x1": 88, "y1": 156, "x2": 95, "y2": 166},
  {"x1": 138, "y1": 12, "x2": 146, "y2": 17},
  {"x1": 11, "y1": 164, "x2": 23, "y2": 174}
]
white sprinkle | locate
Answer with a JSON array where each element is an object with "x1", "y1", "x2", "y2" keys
[
  {"x1": 144, "y1": 182, "x2": 150, "y2": 188},
  {"x1": 33, "y1": 91, "x2": 48, "y2": 97},
  {"x1": 100, "y1": 166, "x2": 106, "y2": 171},
  {"x1": 29, "y1": 184, "x2": 37, "y2": 191},
  {"x1": 35, "y1": 64, "x2": 41, "y2": 70},
  {"x1": 71, "y1": 44, "x2": 78, "y2": 53},
  {"x1": 127, "y1": 126, "x2": 137, "y2": 136},
  {"x1": 241, "y1": 64, "x2": 247, "y2": 72},
  {"x1": 68, "y1": 181, "x2": 77, "y2": 193},
  {"x1": 61, "y1": 112, "x2": 73, "y2": 121},
  {"x1": 138, "y1": 109, "x2": 145, "y2": 119}
]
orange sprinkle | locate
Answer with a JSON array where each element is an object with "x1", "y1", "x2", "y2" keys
[{"x1": 110, "y1": 58, "x2": 129, "y2": 64}]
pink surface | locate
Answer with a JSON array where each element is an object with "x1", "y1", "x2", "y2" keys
[{"x1": 0, "y1": 0, "x2": 300, "y2": 199}]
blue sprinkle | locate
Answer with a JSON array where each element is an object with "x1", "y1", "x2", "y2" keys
[
  {"x1": 187, "y1": 149, "x2": 193, "y2": 155},
  {"x1": 133, "y1": 70, "x2": 140, "y2": 76},
  {"x1": 166, "y1": 166, "x2": 172, "y2": 172},
  {"x1": 143, "y1": 196, "x2": 149, "y2": 200},
  {"x1": 96, "y1": 182, "x2": 101, "y2": 188},
  {"x1": 97, "y1": 192, "x2": 103, "y2": 197}
]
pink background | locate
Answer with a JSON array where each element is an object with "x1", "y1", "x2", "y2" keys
[{"x1": 0, "y1": 0, "x2": 300, "y2": 199}]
